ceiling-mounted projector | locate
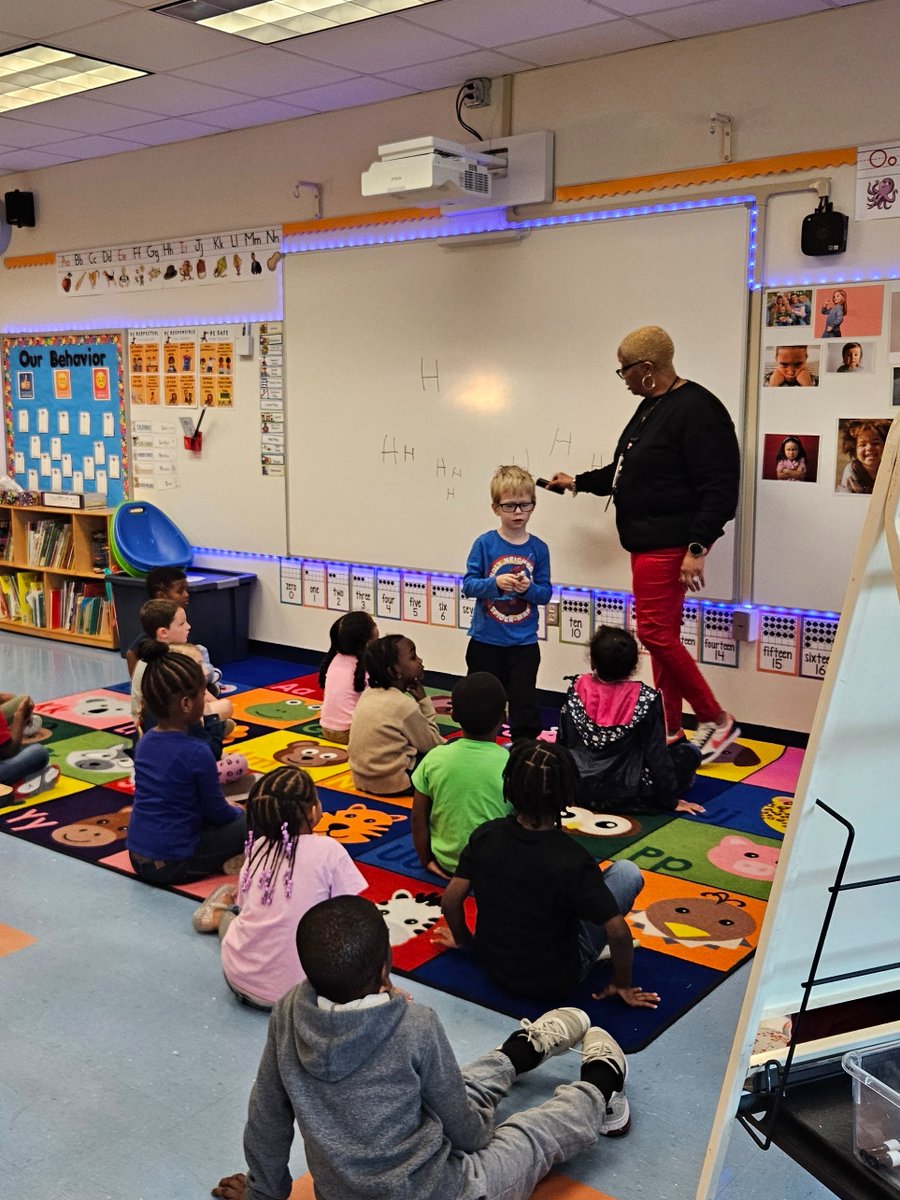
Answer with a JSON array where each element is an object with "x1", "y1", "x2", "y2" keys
[{"x1": 362, "y1": 137, "x2": 503, "y2": 204}]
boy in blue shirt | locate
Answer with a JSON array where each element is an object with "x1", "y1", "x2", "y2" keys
[{"x1": 463, "y1": 466, "x2": 552, "y2": 740}]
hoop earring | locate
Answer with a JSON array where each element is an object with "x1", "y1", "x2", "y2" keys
[{"x1": 641, "y1": 373, "x2": 655, "y2": 391}]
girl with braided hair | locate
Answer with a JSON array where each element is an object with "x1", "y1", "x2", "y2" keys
[
  {"x1": 194, "y1": 765, "x2": 366, "y2": 1010},
  {"x1": 318, "y1": 610, "x2": 378, "y2": 745},
  {"x1": 439, "y1": 741, "x2": 658, "y2": 1007},
  {"x1": 127, "y1": 642, "x2": 246, "y2": 886}
]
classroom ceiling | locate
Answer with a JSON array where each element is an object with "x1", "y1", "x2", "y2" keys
[{"x1": 0, "y1": 0, "x2": 867, "y2": 178}]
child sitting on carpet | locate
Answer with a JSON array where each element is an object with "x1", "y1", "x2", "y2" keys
[
  {"x1": 439, "y1": 740, "x2": 659, "y2": 1008},
  {"x1": 213, "y1": 895, "x2": 632, "y2": 1200},
  {"x1": 132, "y1": 599, "x2": 246, "y2": 785},
  {"x1": 127, "y1": 643, "x2": 247, "y2": 886},
  {"x1": 124, "y1": 566, "x2": 191, "y2": 677},
  {"x1": 558, "y1": 626, "x2": 704, "y2": 814},
  {"x1": 411, "y1": 672, "x2": 511, "y2": 879},
  {"x1": 191, "y1": 765, "x2": 366, "y2": 1010},
  {"x1": 0, "y1": 692, "x2": 49, "y2": 787},
  {"x1": 348, "y1": 635, "x2": 443, "y2": 795},
  {"x1": 318, "y1": 610, "x2": 378, "y2": 744}
]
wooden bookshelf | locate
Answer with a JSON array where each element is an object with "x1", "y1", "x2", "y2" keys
[{"x1": 0, "y1": 503, "x2": 118, "y2": 649}]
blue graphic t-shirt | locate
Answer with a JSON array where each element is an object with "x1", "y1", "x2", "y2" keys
[{"x1": 463, "y1": 529, "x2": 552, "y2": 647}]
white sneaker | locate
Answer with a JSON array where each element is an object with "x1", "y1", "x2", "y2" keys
[
  {"x1": 693, "y1": 714, "x2": 740, "y2": 763},
  {"x1": 517, "y1": 1007, "x2": 590, "y2": 1062},
  {"x1": 581, "y1": 1027, "x2": 630, "y2": 1136},
  {"x1": 23, "y1": 713, "x2": 43, "y2": 738}
]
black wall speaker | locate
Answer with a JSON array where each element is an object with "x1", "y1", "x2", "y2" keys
[
  {"x1": 4, "y1": 190, "x2": 36, "y2": 228},
  {"x1": 801, "y1": 197, "x2": 847, "y2": 257}
]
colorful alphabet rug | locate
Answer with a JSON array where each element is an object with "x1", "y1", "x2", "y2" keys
[{"x1": 0, "y1": 655, "x2": 801, "y2": 1053}]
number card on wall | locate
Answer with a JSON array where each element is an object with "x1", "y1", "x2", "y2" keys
[
  {"x1": 560, "y1": 589, "x2": 593, "y2": 646},
  {"x1": 681, "y1": 601, "x2": 700, "y2": 660},
  {"x1": 326, "y1": 564, "x2": 351, "y2": 612},
  {"x1": 800, "y1": 614, "x2": 838, "y2": 679},
  {"x1": 376, "y1": 569, "x2": 401, "y2": 621},
  {"x1": 351, "y1": 566, "x2": 376, "y2": 613},
  {"x1": 280, "y1": 558, "x2": 303, "y2": 606},
  {"x1": 593, "y1": 590, "x2": 628, "y2": 630},
  {"x1": 301, "y1": 560, "x2": 325, "y2": 608},
  {"x1": 429, "y1": 576, "x2": 458, "y2": 627},
  {"x1": 700, "y1": 606, "x2": 739, "y2": 668},
  {"x1": 401, "y1": 573, "x2": 429, "y2": 624},
  {"x1": 758, "y1": 611, "x2": 800, "y2": 675},
  {"x1": 459, "y1": 593, "x2": 476, "y2": 631}
]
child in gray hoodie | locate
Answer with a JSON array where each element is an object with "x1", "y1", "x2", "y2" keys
[{"x1": 213, "y1": 895, "x2": 631, "y2": 1200}]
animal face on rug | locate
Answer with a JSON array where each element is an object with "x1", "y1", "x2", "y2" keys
[
  {"x1": 273, "y1": 741, "x2": 348, "y2": 768},
  {"x1": 631, "y1": 891, "x2": 757, "y2": 949},
  {"x1": 51, "y1": 806, "x2": 132, "y2": 847},
  {"x1": 314, "y1": 803, "x2": 405, "y2": 844},
  {"x1": 64, "y1": 744, "x2": 132, "y2": 774},
  {"x1": 245, "y1": 698, "x2": 321, "y2": 722},
  {"x1": 561, "y1": 807, "x2": 641, "y2": 838},
  {"x1": 377, "y1": 889, "x2": 441, "y2": 945},
  {"x1": 760, "y1": 796, "x2": 793, "y2": 836},
  {"x1": 707, "y1": 835, "x2": 780, "y2": 880},
  {"x1": 63, "y1": 695, "x2": 132, "y2": 719}
]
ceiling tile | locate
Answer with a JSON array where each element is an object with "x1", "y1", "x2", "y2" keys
[
  {"x1": 0, "y1": 114, "x2": 96, "y2": 148},
  {"x1": 110, "y1": 115, "x2": 230, "y2": 144},
  {"x1": 277, "y1": 14, "x2": 477, "y2": 73},
  {"x1": 640, "y1": 0, "x2": 830, "y2": 39},
  {"x1": 585, "y1": 0, "x2": 706, "y2": 13},
  {"x1": 401, "y1": 0, "x2": 616, "y2": 46},
  {"x1": 381, "y1": 48, "x2": 538, "y2": 90},
  {"x1": 279, "y1": 75, "x2": 417, "y2": 112},
  {"x1": 189, "y1": 97, "x2": 318, "y2": 127},
  {"x1": 173, "y1": 46, "x2": 356, "y2": 94},
  {"x1": 500, "y1": 19, "x2": 670, "y2": 67},
  {"x1": 1, "y1": 94, "x2": 162, "y2": 134},
  {"x1": 0, "y1": 0, "x2": 124, "y2": 39},
  {"x1": 88, "y1": 74, "x2": 256, "y2": 117},
  {"x1": 54, "y1": 9, "x2": 240, "y2": 71},
  {"x1": 37, "y1": 132, "x2": 150, "y2": 158},
  {"x1": 0, "y1": 146, "x2": 75, "y2": 172}
]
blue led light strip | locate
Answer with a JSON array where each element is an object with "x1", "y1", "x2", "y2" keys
[{"x1": 283, "y1": 195, "x2": 760, "y2": 291}]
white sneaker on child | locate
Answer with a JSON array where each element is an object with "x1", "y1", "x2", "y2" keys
[
  {"x1": 582, "y1": 1027, "x2": 630, "y2": 1136},
  {"x1": 693, "y1": 714, "x2": 740, "y2": 763},
  {"x1": 516, "y1": 1007, "x2": 590, "y2": 1063}
]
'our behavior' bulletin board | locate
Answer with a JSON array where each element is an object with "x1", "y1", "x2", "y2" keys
[{"x1": 3, "y1": 333, "x2": 127, "y2": 504}]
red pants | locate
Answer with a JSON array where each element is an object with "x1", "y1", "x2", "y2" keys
[{"x1": 630, "y1": 547, "x2": 721, "y2": 734}]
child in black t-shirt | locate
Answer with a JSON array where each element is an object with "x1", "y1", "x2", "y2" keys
[{"x1": 439, "y1": 741, "x2": 659, "y2": 1008}]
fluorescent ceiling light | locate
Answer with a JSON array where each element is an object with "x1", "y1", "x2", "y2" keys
[
  {"x1": 0, "y1": 46, "x2": 146, "y2": 113},
  {"x1": 156, "y1": 0, "x2": 440, "y2": 44}
]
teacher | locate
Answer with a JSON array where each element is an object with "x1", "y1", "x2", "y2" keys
[{"x1": 549, "y1": 325, "x2": 741, "y2": 764}]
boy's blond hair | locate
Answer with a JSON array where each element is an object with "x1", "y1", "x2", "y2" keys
[
  {"x1": 490, "y1": 464, "x2": 535, "y2": 505},
  {"x1": 169, "y1": 642, "x2": 203, "y2": 664}
]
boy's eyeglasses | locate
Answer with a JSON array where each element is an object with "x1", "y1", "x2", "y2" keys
[{"x1": 497, "y1": 501, "x2": 535, "y2": 513}]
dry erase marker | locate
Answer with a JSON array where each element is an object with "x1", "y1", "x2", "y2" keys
[{"x1": 536, "y1": 477, "x2": 566, "y2": 494}]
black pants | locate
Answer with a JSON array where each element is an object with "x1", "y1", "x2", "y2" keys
[
  {"x1": 466, "y1": 639, "x2": 541, "y2": 740},
  {"x1": 129, "y1": 811, "x2": 247, "y2": 886}
]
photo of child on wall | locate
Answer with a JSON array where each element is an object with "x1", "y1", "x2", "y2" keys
[
  {"x1": 761, "y1": 433, "x2": 819, "y2": 483},
  {"x1": 764, "y1": 345, "x2": 820, "y2": 387},
  {"x1": 814, "y1": 283, "x2": 884, "y2": 339}
]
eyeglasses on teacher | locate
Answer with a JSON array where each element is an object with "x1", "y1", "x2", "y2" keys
[
  {"x1": 497, "y1": 501, "x2": 536, "y2": 513},
  {"x1": 615, "y1": 359, "x2": 648, "y2": 379}
]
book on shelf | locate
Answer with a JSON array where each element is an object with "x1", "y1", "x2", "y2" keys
[
  {"x1": 0, "y1": 516, "x2": 10, "y2": 562},
  {"x1": 26, "y1": 518, "x2": 74, "y2": 569},
  {"x1": 0, "y1": 573, "x2": 22, "y2": 620}
]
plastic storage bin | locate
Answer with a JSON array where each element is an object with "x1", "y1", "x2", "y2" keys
[
  {"x1": 843, "y1": 1040, "x2": 900, "y2": 1190},
  {"x1": 110, "y1": 568, "x2": 256, "y2": 664}
]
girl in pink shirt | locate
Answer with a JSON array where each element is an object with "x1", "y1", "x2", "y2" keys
[
  {"x1": 192, "y1": 766, "x2": 366, "y2": 1009},
  {"x1": 559, "y1": 626, "x2": 704, "y2": 814},
  {"x1": 318, "y1": 612, "x2": 378, "y2": 744}
]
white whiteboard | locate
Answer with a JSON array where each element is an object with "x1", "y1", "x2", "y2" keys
[{"x1": 284, "y1": 206, "x2": 750, "y2": 593}]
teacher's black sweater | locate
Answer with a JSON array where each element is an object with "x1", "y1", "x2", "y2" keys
[{"x1": 574, "y1": 379, "x2": 740, "y2": 553}]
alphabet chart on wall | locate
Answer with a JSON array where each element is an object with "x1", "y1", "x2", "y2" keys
[{"x1": 3, "y1": 333, "x2": 127, "y2": 504}]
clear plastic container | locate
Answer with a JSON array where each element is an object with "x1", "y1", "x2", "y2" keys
[{"x1": 843, "y1": 1040, "x2": 900, "y2": 1190}]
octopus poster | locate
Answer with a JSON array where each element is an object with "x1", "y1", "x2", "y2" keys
[{"x1": 856, "y1": 142, "x2": 900, "y2": 221}]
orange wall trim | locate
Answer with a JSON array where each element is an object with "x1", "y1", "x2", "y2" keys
[
  {"x1": 555, "y1": 147, "x2": 856, "y2": 202},
  {"x1": 283, "y1": 206, "x2": 441, "y2": 236},
  {"x1": 4, "y1": 252, "x2": 55, "y2": 268}
]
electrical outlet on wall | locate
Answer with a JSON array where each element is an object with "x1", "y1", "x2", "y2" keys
[{"x1": 546, "y1": 602, "x2": 560, "y2": 627}]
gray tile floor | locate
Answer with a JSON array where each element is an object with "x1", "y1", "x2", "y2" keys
[{"x1": 0, "y1": 632, "x2": 835, "y2": 1200}]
